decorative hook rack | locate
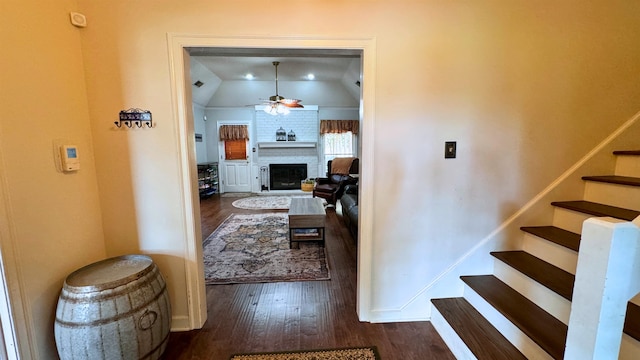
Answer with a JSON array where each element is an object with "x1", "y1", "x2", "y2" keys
[{"x1": 115, "y1": 108, "x2": 153, "y2": 128}]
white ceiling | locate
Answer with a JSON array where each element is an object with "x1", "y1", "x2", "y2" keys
[
  {"x1": 188, "y1": 48, "x2": 362, "y2": 107},
  {"x1": 192, "y1": 56, "x2": 357, "y2": 81}
]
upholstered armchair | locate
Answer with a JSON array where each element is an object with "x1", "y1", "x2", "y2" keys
[{"x1": 312, "y1": 158, "x2": 359, "y2": 205}]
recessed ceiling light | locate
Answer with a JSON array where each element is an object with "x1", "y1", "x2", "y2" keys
[
  {"x1": 306, "y1": 74, "x2": 315, "y2": 80},
  {"x1": 245, "y1": 73, "x2": 254, "y2": 80}
]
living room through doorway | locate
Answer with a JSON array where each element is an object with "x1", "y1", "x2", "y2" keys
[{"x1": 170, "y1": 36, "x2": 376, "y2": 325}]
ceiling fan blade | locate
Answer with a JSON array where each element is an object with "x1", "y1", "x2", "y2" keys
[
  {"x1": 281, "y1": 100, "x2": 304, "y2": 108},
  {"x1": 285, "y1": 104, "x2": 304, "y2": 108}
]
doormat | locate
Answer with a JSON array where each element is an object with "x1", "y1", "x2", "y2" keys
[{"x1": 230, "y1": 346, "x2": 380, "y2": 360}]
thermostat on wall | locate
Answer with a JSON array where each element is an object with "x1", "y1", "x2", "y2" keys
[{"x1": 60, "y1": 145, "x2": 80, "y2": 171}]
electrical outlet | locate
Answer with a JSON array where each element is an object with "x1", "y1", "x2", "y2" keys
[{"x1": 445, "y1": 141, "x2": 456, "y2": 159}]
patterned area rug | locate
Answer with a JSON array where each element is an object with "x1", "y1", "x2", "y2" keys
[
  {"x1": 221, "y1": 192, "x2": 253, "y2": 198},
  {"x1": 232, "y1": 195, "x2": 322, "y2": 210},
  {"x1": 203, "y1": 213, "x2": 329, "y2": 284},
  {"x1": 230, "y1": 347, "x2": 380, "y2": 360}
]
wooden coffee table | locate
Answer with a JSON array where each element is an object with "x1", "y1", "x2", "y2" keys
[{"x1": 288, "y1": 198, "x2": 326, "y2": 249}]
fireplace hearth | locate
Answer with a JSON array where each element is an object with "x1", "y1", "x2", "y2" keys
[{"x1": 269, "y1": 164, "x2": 307, "y2": 190}]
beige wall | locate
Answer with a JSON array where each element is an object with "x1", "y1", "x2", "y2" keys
[
  {"x1": 2, "y1": 0, "x2": 640, "y2": 357},
  {"x1": 0, "y1": 0, "x2": 106, "y2": 358},
  {"x1": 79, "y1": 0, "x2": 640, "y2": 321}
]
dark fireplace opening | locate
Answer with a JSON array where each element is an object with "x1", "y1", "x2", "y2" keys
[{"x1": 269, "y1": 164, "x2": 307, "y2": 190}]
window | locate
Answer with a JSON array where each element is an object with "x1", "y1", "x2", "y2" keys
[
  {"x1": 224, "y1": 139, "x2": 246, "y2": 160},
  {"x1": 322, "y1": 132, "x2": 356, "y2": 173},
  {"x1": 319, "y1": 120, "x2": 359, "y2": 175}
]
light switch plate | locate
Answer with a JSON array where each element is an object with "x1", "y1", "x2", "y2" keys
[{"x1": 445, "y1": 141, "x2": 456, "y2": 159}]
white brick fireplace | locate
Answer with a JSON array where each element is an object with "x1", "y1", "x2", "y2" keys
[{"x1": 254, "y1": 106, "x2": 320, "y2": 191}]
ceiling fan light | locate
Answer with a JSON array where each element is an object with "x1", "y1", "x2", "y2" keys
[
  {"x1": 263, "y1": 104, "x2": 276, "y2": 115},
  {"x1": 277, "y1": 104, "x2": 290, "y2": 115}
]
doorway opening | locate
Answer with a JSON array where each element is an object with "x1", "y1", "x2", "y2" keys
[{"x1": 168, "y1": 35, "x2": 376, "y2": 328}]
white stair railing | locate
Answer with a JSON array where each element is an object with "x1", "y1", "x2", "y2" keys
[{"x1": 564, "y1": 216, "x2": 640, "y2": 359}]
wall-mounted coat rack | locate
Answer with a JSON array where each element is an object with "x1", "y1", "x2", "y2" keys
[{"x1": 115, "y1": 108, "x2": 153, "y2": 128}]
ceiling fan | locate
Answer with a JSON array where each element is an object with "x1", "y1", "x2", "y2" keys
[{"x1": 261, "y1": 61, "x2": 303, "y2": 115}]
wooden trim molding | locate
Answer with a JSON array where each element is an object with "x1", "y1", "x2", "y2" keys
[{"x1": 168, "y1": 33, "x2": 377, "y2": 326}]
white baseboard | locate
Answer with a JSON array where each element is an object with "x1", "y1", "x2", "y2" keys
[
  {"x1": 366, "y1": 306, "x2": 429, "y2": 323},
  {"x1": 170, "y1": 315, "x2": 192, "y2": 332}
]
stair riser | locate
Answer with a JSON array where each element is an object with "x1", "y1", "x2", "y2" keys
[
  {"x1": 430, "y1": 305, "x2": 479, "y2": 360},
  {"x1": 552, "y1": 208, "x2": 592, "y2": 234},
  {"x1": 522, "y1": 233, "x2": 578, "y2": 274},
  {"x1": 583, "y1": 182, "x2": 640, "y2": 211},
  {"x1": 463, "y1": 285, "x2": 554, "y2": 360},
  {"x1": 616, "y1": 156, "x2": 640, "y2": 177},
  {"x1": 493, "y1": 261, "x2": 571, "y2": 324}
]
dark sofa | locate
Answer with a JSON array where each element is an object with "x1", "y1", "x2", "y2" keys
[{"x1": 340, "y1": 184, "x2": 358, "y2": 239}]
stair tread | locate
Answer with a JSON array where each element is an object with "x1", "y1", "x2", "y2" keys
[
  {"x1": 432, "y1": 297, "x2": 527, "y2": 360},
  {"x1": 491, "y1": 251, "x2": 574, "y2": 301},
  {"x1": 461, "y1": 275, "x2": 567, "y2": 360},
  {"x1": 613, "y1": 150, "x2": 640, "y2": 156},
  {"x1": 551, "y1": 200, "x2": 640, "y2": 221},
  {"x1": 625, "y1": 302, "x2": 640, "y2": 342},
  {"x1": 582, "y1": 175, "x2": 640, "y2": 187},
  {"x1": 520, "y1": 226, "x2": 580, "y2": 252}
]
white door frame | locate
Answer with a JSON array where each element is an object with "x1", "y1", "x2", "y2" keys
[
  {"x1": 217, "y1": 120, "x2": 252, "y2": 193},
  {"x1": 0, "y1": 140, "x2": 34, "y2": 358},
  {"x1": 167, "y1": 34, "x2": 376, "y2": 326}
]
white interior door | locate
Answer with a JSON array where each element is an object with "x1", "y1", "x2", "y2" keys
[
  {"x1": 222, "y1": 159, "x2": 251, "y2": 192},
  {"x1": 218, "y1": 121, "x2": 252, "y2": 193}
]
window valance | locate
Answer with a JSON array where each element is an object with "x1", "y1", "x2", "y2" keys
[
  {"x1": 319, "y1": 120, "x2": 359, "y2": 135},
  {"x1": 219, "y1": 125, "x2": 249, "y2": 141}
]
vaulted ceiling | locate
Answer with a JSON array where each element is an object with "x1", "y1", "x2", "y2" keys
[{"x1": 188, "y1": 48, "x2": 362, "y2": 108}]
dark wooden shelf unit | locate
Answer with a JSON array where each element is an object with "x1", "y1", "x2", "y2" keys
[{"x1": 197, "y1": 162, "x2": 219, "y2": 198}]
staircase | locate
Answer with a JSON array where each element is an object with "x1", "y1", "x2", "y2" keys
[{"x1": 431, "y1": 150, "x2": 640, "y2": 359}]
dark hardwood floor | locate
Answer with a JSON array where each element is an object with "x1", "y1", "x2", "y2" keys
[{"x1": 163, "y1": 194, "x2": 454, "y2": 359}]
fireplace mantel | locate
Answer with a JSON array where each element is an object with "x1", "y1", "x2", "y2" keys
[{"x1": 257, "y1": 142, "x2": 317, "y2": 148}]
